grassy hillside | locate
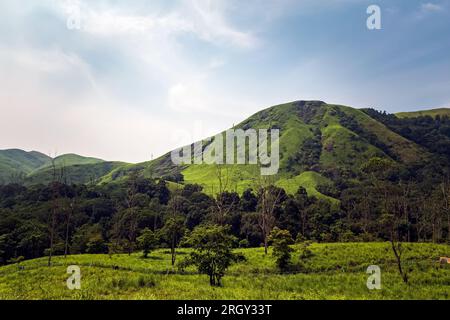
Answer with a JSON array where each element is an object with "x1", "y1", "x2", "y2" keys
[
  {"x1": 145, "y1": 101, "x2": 428, "y2": 201},
  {"x1": 276, "y1": 171, "x2": 339, "y2": 205},
  {"x1": 87, "y1": 100, "x2": 434, "y2": 203},
  {"x1": 396, "y1": 108, "x2": 450, "y2": 119},
  {"x1": 0, "y1": 243, "x2": 448, "y2": 300},
  {"x1": 26, "y1": 161, "x2": 126, "y2": 185},
  {"x1": 0, "y1": 149, "x2": 51, "y2": 184},
  {"x1": 52, "y1": 154, "x2": 104, "y2": 166}
]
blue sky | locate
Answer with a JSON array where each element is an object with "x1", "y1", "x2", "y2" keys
[{"x1": 0, "y1": 0, "x2": 449, "y2": 162}]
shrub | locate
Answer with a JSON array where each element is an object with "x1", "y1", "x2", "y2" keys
[
  {"x1": 137, "y1": 228, "x2": 158, "y2": 258},
  {"x1": 180, "y1": 224, "x2": 244, "y2": 286},
  {"x1": 239, "y1": 239, "x2": 250, "y2": 248}
]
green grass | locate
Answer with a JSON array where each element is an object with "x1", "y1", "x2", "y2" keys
[
  {"x1": 1, "y1": 243, "x2": 449, "y2": 300},
  {"x1": 276, "y1": 171, "x2": 339, "y2": 204},
  {"x1": 320, "y1": 122, "x2": 382, "y2": 171},
  {"x1": 182, "y1": 164, "x2": 260, "y2": 195}
]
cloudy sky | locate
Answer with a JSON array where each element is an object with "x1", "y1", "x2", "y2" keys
[{"x1": 1, "y1": 0, "x2": 450, "y2": 163}]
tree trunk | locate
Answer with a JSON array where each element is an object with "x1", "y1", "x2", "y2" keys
[
  {"x1": 171, "y1": 236, "x2": 176, "y2": 266},
  {"x1": 64, "y1": 200, "x2": 74, "y2": 259},
  {"x1": 48, "y1": 207, "x2": 56, "y2": 267},
  {"x1": 391, "y1": 240, "x2": 408, "y2": 284}
]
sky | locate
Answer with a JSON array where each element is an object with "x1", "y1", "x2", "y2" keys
[{"x1": 1, "y1": 0, "x2": 450, "y2": 163}]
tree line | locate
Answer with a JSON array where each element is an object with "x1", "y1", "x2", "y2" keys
[{"x1": 0, "y1": 158, "x2": 448, "y2": 268}]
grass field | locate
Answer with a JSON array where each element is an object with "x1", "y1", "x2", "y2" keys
[{"x1": 0, "y1": 243, "x2": 449, "y2": 300}]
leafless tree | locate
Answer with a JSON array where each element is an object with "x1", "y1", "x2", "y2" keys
[
  {"x1": 124, "y1": 172, "x2": 140, "y2": 255},
  {"x1": 64, "y1": 198, "x2": 75, "y2": 258},
  {"x1": 257, "y1": 175, "x2": 282, "y2": 255},
  {"x1": 211, "y1": 165, "x2": 237, "y2": 225},
  {"x1": 47, "y1": 157, "x2": 59, "y2": 267},
  {"x1": 440, "y1": 175, "x2": 450, "y2": 242}
]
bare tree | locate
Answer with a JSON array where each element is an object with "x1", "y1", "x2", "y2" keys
[
  {"x1": 399, "y1": 180, "x2": 412, "y2": 242},
  {"x1": 211, "y1": 165, "x2": 237, "y2": 225},
  {"x1": 415, "y1": 195, "x2": 429, "y2": 242},
  {"x1": 64, "y1": 198, "x2": 75, "y2": 258},
  {"x1": 47, "y1": 157, "x2": 59, "y2": 267},
  {"x1": 124, "y1": 172, "x2": 140, "y2": 255},
  {"x1": 257, "y1": 175, "x2": 282, "y2": 255},
  {"x1": 440, "y1": 175, "x2": 450, "y2": 242},
  {"x1": 391, "y1": 238, "x2": 409, "y2": 284}
]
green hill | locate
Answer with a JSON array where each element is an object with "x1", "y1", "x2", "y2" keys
[
  {"x1": 0, "y1": 149, "x2": 51, "y2": 184},
  {"x1": 396, "y1": 108, "x2": 450, "y2": 119},
  {"x1": 25, "y1": 161, "x2": 126, "y2": 186},
  {"x1": 97, "y1": 100, "x2": 433, "y2": 202},
  {"x1": 0, "y1": 150, "x2": 114, "y2": 185},
  {"x1": 43, "y1": 154, "x2": 104, "y2": 168}
]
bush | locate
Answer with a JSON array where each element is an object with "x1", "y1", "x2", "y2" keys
[
  {"x1": 239, "y1": 239, "x2": 250, "y2": 248},
  {"x1": 180, "y1": 224, "x2": 244, "y2": 286},
  {"x1": 137, "y1": 228, "x2": 158, "y2": 258}
]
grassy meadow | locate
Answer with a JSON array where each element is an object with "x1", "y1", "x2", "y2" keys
[{"x1": 0, "y1": 242, "x2": 449, "y2": 300}]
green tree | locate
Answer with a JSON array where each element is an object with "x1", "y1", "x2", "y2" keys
[
  {"x1": 137, "y1": 228, "x2": 158, "y2": 258},
  {"x1": 86, "y1": 234, "x2": 108, "y2": 254},
  {"x1": 159, "y1": 216, "x2": 186, "y2": 266},
  {"x1": 180, "y1": 224, "x2": 243, "y2": 286},
  {"x1": 268, "y1": 227, "x2": 294, "y2": 271}
]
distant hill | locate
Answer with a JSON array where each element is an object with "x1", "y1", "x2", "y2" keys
[
  {"x1": 396, "y1": 108, "x2": 450, "y2": 119},
  {"x1": 0, "y1": 149, "x2": 51, "y2": 184},
  {"x1": 45, "y1": 153, "x2": 104, "y2": 168},
  {"x1": 0, "y1": 150, "x2": 113, "y2": 185},
  {"x1": 26, "y1": 161, "x2": 126, "y2": 186}
]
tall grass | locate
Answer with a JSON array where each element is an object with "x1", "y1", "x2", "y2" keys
[{"x1": 0, "y1": 243, "x2": 448, "y2": 300}]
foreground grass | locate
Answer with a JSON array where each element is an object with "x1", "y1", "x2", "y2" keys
[{"x1": 0, "y1": 243, "x2": 449, "y2": 300}]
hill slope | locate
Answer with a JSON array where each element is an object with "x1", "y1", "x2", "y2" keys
[
  {"x1": 26, "y1": 161, "x2": 126, "y2": 186},
  {"x1": 396, "y1": 108, "x2": 450, "y2": 119},
  {"x1": 102, "y1": 101, "x2": 431, "y2": 202}
]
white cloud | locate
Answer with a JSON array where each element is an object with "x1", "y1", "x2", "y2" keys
[
  {"x1": 0, "y1": 0, "x2": 263, "y2": 162},
  {"x1": 185, "y1": 0, "x2": 257, "y2": 48},
  {"x1": 56, "y1": 0, "x2": 257, "y2": 49},
  {"x1": 421, "y1": 2, "x2": 444, "y2": 12}
]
